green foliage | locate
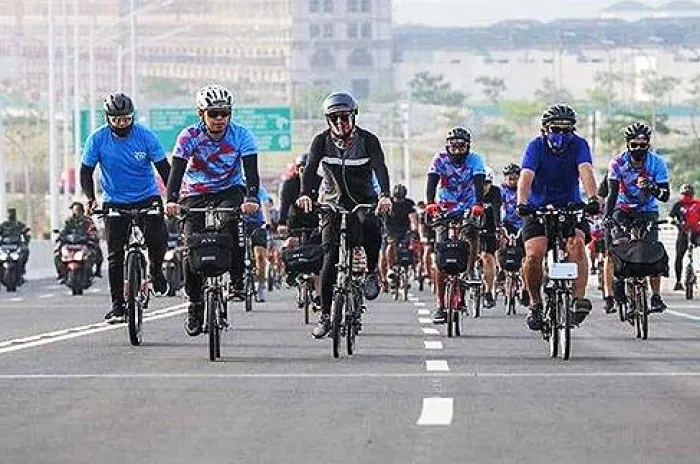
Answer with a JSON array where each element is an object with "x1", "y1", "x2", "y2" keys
[
  {"x1": 481, "y1": 123, "x2": 516, "y2": 147},
  {"x1": 534, "y1": 78, "x2": 573, "y2": 105},
  {"x1": 642, "y1": 74, "x2": 680, "y2": 103},
  {"x1": 598, "y1": 109, "x2": 671, "y2": 148},
  {"x1": 585, "y1": 71, "x2": 621, "y2": 113},
  {"x1": 292, "y1": 84, "x2": 333, "y2": 120},
  {"x1": 408, "y1": 72, "x2": 468, "y2": 107},
  {"x1": 501, "y1": 99, "x2": 542, "y2": 129},
  {"x1": 474, "y1": 76, "x2": 506, "y2": 105},
  {"x1": 665, "y1": 141, "x2": 700, "y2": 188}
]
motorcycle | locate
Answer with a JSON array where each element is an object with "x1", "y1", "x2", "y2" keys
[
  {"x1": 0, "y1": 237, "x2": 26, "y2": 292},
  {"x1": 162, "y1": 232, "x2": 183, "y2": 296},
  {"x1": 59, "y1": 232, "x2": 94, "y2": 296}
]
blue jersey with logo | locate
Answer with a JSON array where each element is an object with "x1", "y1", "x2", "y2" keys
[
  {"x1": 172, "y1": 121, "x2": 257, "y2": 198},
  {"x1": 244, "y1": 185, "x2": 269, "y2": 226},
  {"x1": 500, "y1": 183, "x2": 523, "y2": 228},
  {"x1": 521, "y1": 135, "x2": 592, "y2": 208},
  {"x1": 608, "y1": 150, "x2": 669, "y2": 213},
  {"x1": 82, "y1": 123, "x2": 166, "y2": 204},
  {"x1": 428, "y1": 151, "x2": 486, "y2": 214}
]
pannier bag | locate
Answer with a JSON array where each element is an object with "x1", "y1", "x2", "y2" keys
[
  {"x1": 186, "y1": 232, "x2": 233, "y2": 277},
  {"x1": 610, "y1": 239, "x2": 669, "y2": 278},
  {"x1": 499, "y1": 246, "x2": 523, "y2": 272},
  {"x1": 436, "y1": 239, "x2": 469, "y2": 275},
  {"x1": 396, "y1": 240, "x2": 414, "y2": 266},
  {"x1": 282, "y1": 243, "x2": 324, "y2": 275}
]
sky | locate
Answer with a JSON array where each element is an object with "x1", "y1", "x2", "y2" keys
[{"x1": 392, "y1": 0, "x2": 660, "y2": 27}]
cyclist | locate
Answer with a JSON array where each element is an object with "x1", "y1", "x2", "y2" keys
[
  {"x1": 0, "y1": 208, "x2": 30, "y2": 280},
  {"x1": 380, "y1": 183, "x2": 419, "y2": 292},
  {"x1": 498, "y1": 163, "x2": 528, "y2": 305},
  {"x1": 81, "y1": 92, "x2": 170, "y2": 323},
  {"x1": 516, "y1": 103, "x2": 600, "y2": 331},
  {"x1": 296, "y1": 92, "x2": 392, "y2": 339},
  {"x1": 481, "y1": 167, "x2": 501, "y2": 309},
  {"x1": 165, "y1": 84, "x2": 260, "y2": 336},
  {"x1": 604, "y1": 122, "x2": 670, "y2": 313},
  {"x1": 669, "y1": 184, "x2": 700, "y2": 291},
  {"x1": 54, "y1": 202, "x2": 102, "y2": 283},
  {"x1": 424, "y1": 127, "x2": 486, "y2": 324},
  {"x1": 416, "y1": 200, "x2": 435, "y2": 291},
  {"x1": 244, "y1": 184, "x2": 273, "y2": 303}
]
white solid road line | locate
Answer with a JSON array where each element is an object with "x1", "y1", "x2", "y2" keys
[
  {"x1": 39, "y1": 294, "x2": 55, "y2": 299},
  {"x1": 418, "y1": 317, "x2": 433, "y2": 324},
  {"x1": 0, "y1": 304, "x2": 187, "y2": 355},
  {"x1": 424, "y1": 340, "x2": 443, "y2": 350},
  {"x1": 666, "y1": 309, "x2": 700, "y2": 322},
  {"x1": 416, "y1": 397, "x2": 454, "y2": 425},
  {"x1": 9, "y1": 297, "x2": 23, "y2": 302},
  {"x1": 425, "y1": 360, "x2": 450, "y2": 372},
  {"x1": 417, "y1": 309, "x2": 430, "y2": 316},
  {"x1": 422, "y1": 328, "x2": 440, "y2": 335},
  {"x1": 414, "y1": 302, "x2": 427, "y2": 307}
]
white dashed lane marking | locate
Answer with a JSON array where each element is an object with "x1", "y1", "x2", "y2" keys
[
  {"x1": 424, "y1": 340, "x2": 443, "y2": 350},
  {"x1": 416, "y1": 398, "x2": 454, "y2": 426},
  {"x1": 425, "y1": 360, "x2": 450, "y2": 372}
]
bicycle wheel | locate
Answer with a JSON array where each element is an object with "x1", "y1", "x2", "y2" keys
[
  {"x1": 640, "y1": 284, "x2": 649, "y2": 340},
  {"x1": 207, "y1": 289, "x2": 220, "y2": 361},
  {"x1": 548, "y1": 299, "x2": 559, "y2": 358},
  {"x1": 331, "y1": 292, "x2": 344, "y2": 359},
  {"x1": 472, "y1": 285, "x2": 482, "y2": 319},
  {"x1": 445, "y1": 279, "x2": 457, "y2": 338},
  {"x1": 507, "y1": 275, "x2": 517, "y2": 316},
  {"x1": 685, "y1": 267, "x2": 694, "y2": 300},
  {"x1": 126, "y1": 252, "x2": 143, "y2": 346},
  {"x1": 559, "y1": 291, "x2": 572, "y2": 360},
  {"x1": 245, "y1": 273, "x2": 254, "y2": 312},
  {"x1": 346, "y1": 293, "x2": 356, "y2": 356},
  {"x1": 302, "y1": 282, "x2": 311, "y2": 325},
  {"x1": 401, "y1": 270, "x2": 409, "y2": 301}
]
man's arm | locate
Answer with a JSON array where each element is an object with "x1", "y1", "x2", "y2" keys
[
  {"x1": 368, "y1": 133, "x2": 391, "y2": 197},
  {"x1": 604, "y1": 179, "x2": 620, "y2": 217},
  {"x1": 426, "y1": 174, "x2": 440, "y2": 204},
  {"x1": 154, "y1": 159, "x2": 171, "y2": 188},
  {"x1": 578, "y1": 162, "x2": 598, "y2": 200},
  {"x1": 517, "y1": 169, "x2": 535, "y2": 205},
  {"x1": 301, "y1": 135, "x2": 324, "y2": 197},
  {"x1": 242, "y1": 154, "x2": 260, "y2": 200},
  {"x1": 278, "y1": 178, "x2": 296, "y2": 226},
  {"x1": 80, "y1": 164, "x2": 97, "y2": 202}
]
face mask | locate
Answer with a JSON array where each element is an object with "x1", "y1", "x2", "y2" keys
[
  {"x1": 630, "y1": 149, "x2": 648, "y2": 163},
  {"x1": 681, "y1": 194, "x2": 694, "y2": 205},
  {"x1": 109, "y1": 123, "x2": 133, "y2": 138},
  {"x1": 546, "y1": 132, "x2": 573, "y2": 152}
]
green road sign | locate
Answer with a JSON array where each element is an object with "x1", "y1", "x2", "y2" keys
[{"x1": 149, "y1": 106, "x2": 292, "y2": 152}]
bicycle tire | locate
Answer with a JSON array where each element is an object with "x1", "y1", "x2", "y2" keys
[
  {"x1": 126, "y1": 252, "x2": 143, "y2": 346},
  {"x1": 346, "y1": 293, "x2": 355, "y2": 356},
  {"x1": 685, "y1": 268, "x2": 694, "y2": 300},
  {"x1": 245, "y1": 274, "x2": 254, "y2": 312},
  {"x1": 548, "y1": 299, "x2": 559, "y2": 358},
  {"x1": 640, "y1": 284, "x2": 649, "y2": 340},
  {"x1": 445, "y1": 279, "x2": 459, "y2": 338},
  {"x1": 560, "y1": 291, "x2": 571, "y2": 360},
  {"x1": 207, "y1": 289, "x2": 219, "y2": 361},
  {"x1": 302, "y1": 283, "x2": 311, "y2": 325},
  {"x1": 331, "y1": 292, "x2": 344, "y2": 359},
  {"x1": 473, "y1": 286, "x2": 482, "y2": 319}
]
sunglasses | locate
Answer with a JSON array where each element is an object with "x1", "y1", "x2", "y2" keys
[
  {"x1": 448, "y1": 140, "x2": 468, "y2": 148},
  {"x1": 327, "y1": 113, "x2": 352, "y2": 123},
  {"x1": 206, "y1": 109, "x2": 231, "y2": 119},
  {"x1": 629, "y1": 142, "x2": 649, "y2": 149},
  {"x1": 108, "y1": 114, "x2": 133, "y2": 126},
  {"x1": 548, "y1": 126, "x2": 574, "y2": 134}
]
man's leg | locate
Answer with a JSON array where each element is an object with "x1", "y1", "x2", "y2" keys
[
  {"x1": 181, "y1": 195, "x2": 207, "y2": 336},
  {"x1": 104, "y1": 211, "x2": 130, "y2": 322},
  {"x1": 144, "y1": 210, "x2": 168, "y2": 294},
  {"x1": 312, "y1": 213, "x2": 340, "y2": 339},
  {"x1": 675, "y1": 233, "x2": 688, "y2": 289},
  {"x1": 360, "y1": 214, "x2": 382, "y2": 300},
  {"x1": 522, "y1": 228, "x2": 547, "y2": 330}
]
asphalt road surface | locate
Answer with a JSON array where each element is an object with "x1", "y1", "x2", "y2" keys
[{"x1": 0, "y1": 263, "x2": 699, "y2": 463}]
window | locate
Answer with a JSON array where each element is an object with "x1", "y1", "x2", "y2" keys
[
  {"x1": 323, "y1": 0, "x2": 333, "y2": 12},
  {"x1": 309, "y1": 0, "x2": 320, "y2": 12},
  {"x1": 323, "y1": 23, "x2": 334, "y2": 38},
  {"x1": 347, "y1": 23, "x2": 358, "y2": 39},
  {"x1": 347, "y1": 48, "x2": 372, "y2": 67},
  {"x1": 310, "y1": 24, "x2": 321, "y2": 38},
  {"x1": 348, "y1": 0, "x2": 359, "y2": 12},
  {"x1": 360, "y1": 0, "x2": 371, "y2": 12},
  {"x1": 351, "y1": 79, "x2": 370, "y2": 99},
  {"x1": 361, "y1": 22, "x2": 372, "y2": 38},
  {"x1": 310, "y1": 48, "x2": 335, "y2": 69}
]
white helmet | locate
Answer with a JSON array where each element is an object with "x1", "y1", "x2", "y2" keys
[
  {"x1": 196, "y1": 84, "x2": 234, "y2": 111},
  {"x1": 484, "y1": 166, "x2": 495, "y2": 183}
]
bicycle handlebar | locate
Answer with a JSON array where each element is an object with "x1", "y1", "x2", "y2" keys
[
  {"x1": 315, "y1": 202, "x2": 376, "y2": 215},
  {"x1": 92, "y1": 206, "x2": 161, "y2": 218}
]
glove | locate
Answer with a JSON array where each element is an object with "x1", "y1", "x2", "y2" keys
[
  {"x1": 424, "y1": 203, "x2": 441, "y2": 216},
  {"x1": 603, "y1": 215, "x2": 616, "y2": 229},
  {"x1": 471, "y1": 203, "x2": 484, "y2": 217},
  {"x1": 517, "y1": 204, "x2": 535, "y2": 217},
  {"x1": 584, "y1": 198, "x2": 601, "y2": 215}
]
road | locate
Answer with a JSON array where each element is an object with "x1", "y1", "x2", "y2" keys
[{"x1": 0, "y1": 267, "x2": 699, "y2": 464}]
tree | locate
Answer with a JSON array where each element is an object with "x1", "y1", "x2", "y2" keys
[
  {"x1": 474, "y1": 76, "x2": 506, "y2": 105},
  {"x1": 665, "y1": 141, "x2": 700, "y2": 188},
  {"x1": 687, "y1": 74, "x2": 700, "y2": 140},
  {"x1": 597, "y1": 109, "x2": 672, "y2": 150},
  {"x1": 534, "y1": 78, "x2": 573, "y2": 104},
  {"x1": 501, "y1": 99, "x2": 542, "y2": 130},
  {"x1": 408, "y1": 71, "x2": 468, "y2": 107},
  {"x1": 585, "y1": 70, "x2": 621, "y2": 114},
  {"x1": 481, "y1": 123, "x2": 516, "y2": 147}
]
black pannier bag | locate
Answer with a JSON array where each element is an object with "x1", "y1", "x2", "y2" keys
[
  {"x1": 396, "y1": 240, "x2": 414, "y2": 266},
  {"x1": 436, "y1": 239, "x2": 469, "y2": 275},
  {"x1": 609, "y1": 239, "x2": 669, "y2": 278},
  {"x1": 186, "y1": 232, "x2": 233, "y2": 277},
  {"x1": 499, "y1": 246, "x2": 523, "y2": 272},
  {"x1": 282, "y1": 243, "x2": 324, "y2": 275}
]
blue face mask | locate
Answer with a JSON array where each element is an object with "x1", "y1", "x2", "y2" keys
[{"x1": 546, "y1": 132, "x2": 573, "y2": 152}]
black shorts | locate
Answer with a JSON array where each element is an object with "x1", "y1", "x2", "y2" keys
[
  {"x1": 480, "y1": 233, "x2": 498, "y2": 254},
  {"x1": 246, "y1": 224, "x2": 268, "y2": 248},
  {"x1": 385, "y1": 229, "x2": 410, "y2": 242},
  {"x1": 521, "y1": 217, "x2": 590, "y2": 243}
]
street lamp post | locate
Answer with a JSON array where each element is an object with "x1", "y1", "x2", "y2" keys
[
  {"x1": 61, "y1": 0, "x2": 70, "y2": 210},
  {"x1": 129, "y1": 0, "x2": 137, "y2": 102},
  {"x1": 73, "y1": 0, "x2": 81, "y2": 198},
  {"x1": 48, "y1": 0, "x2": 60, "y2": 238}
]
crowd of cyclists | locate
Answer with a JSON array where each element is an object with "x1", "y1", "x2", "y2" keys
[{"x1": 46, "y1": 82, "x2": 700, "y2": 346}]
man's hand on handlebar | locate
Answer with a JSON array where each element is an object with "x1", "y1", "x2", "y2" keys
[{"x1": 296, "y1": 195, "x2": 313, "y2": 214}]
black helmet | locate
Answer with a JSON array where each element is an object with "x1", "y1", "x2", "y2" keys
[
  {"x1": 502, "y1": 163, "x2": 521, "y2": 176},
  {"x1": 103, "y1": 92, "x2": 134, "y2": 116},
  {"x1": 322, "y1": 92, "x2": 358, "y2": 116},
  {"x1": 393, "y1": 183, "x2": 407, "y2": 199},
  {"x1": 681, "y1": 184, "x2": 695, "y2": 196},
  {"x1": 69, "y1": 201, "x2": 84, "y2": 210},
  {"x1": 446, "y1": 127, "x2": 471, "y2": 143},
  {"x1": 624, "y1": 122, "x2": 652, "y2": 141},
  {"x1": 541, "y1": 103, "x2": 577, "y2": 127},
  {"x1": 295, "y1": 152, "x2": 309, "y2": 166}
]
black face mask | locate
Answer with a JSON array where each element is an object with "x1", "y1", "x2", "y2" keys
[
  {"x1": 630, "y1": 149, "x2": 648, "y2": 163},
  {"x1": 109, "y1": 123, "x2": 133, "y2": 138}
]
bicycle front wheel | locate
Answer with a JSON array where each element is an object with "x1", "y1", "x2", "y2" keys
[
  {"x1": 548, "y1": 299, "x2": 559, "y2": 358},
  {"x1": 207, "y1": 289, "x2": 220, "y2": 361},
  {"x1": 126, "y1": 252, "x2": 143, "y2": 346},
  {"x1": 639, "y1": 284, "x2": 649, "y2": 340},
  {"x1": 559, "y1": 291, "x2": 572, "y2": 360},
  {"x1": 331, "y1": 292, "x2": 344, "y2": 359},
  {"x1": 445, "y1": 279, "x2": 458, "y2": 338},
  {"x1": 346, "y1": 293, "x2": 356, "y2": 356},
  {"x1": 245, "y1": 273, "x2": 255, "y2": 312}
]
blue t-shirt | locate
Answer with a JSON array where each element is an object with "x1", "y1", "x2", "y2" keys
[
  {"x1": 608, "y1": 150, "x2": 669, "y2": 213},
  {"x1": 172, "y1": 121, "x2": 257, "y2": 198},
  {"x1": 82, "y1": 123, "x2": 166, "y2": 204},
  {"x1": 500, "y1": 183, "x2": 523, "y2": 228},
  {"x1": 428, "y1": 151, "x2": 486, "y2": 214},
  {"x1": 244, "y1": 185, "x2": 269, "y2": 226},
  {"x1": 521, "y1": 135, "x2": 593, "y2": 208}
]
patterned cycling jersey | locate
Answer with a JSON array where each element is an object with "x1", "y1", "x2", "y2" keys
[
  {"x1": 244, "y1": 185, "x2": 269, "y2": 226},
  {"x1": 172, "y1": 121, "x2": 257, "y2": 198},
  {"x1": 608, "y1": 150, "x2": 669, "y2": 213},
  {"x1": 500, "y1": 183, "x2": 522, "y2": 228},
  {"x1": 428, "y1": 151, "x2": 486, "y2": 214}
]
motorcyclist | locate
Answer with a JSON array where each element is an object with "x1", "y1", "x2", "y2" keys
[
  {"x1": 0, "y1": 208, "x2": 30, "y2": 279},
  {"x1": 54, "y1": 202, "x2": 103, "y2": 283}
]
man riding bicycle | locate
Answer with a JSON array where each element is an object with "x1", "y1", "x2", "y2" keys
[
  {"x1": 296, "y1": 92, "x2": 392, "y2": 339},
  {"x1": 424, "y1": 126, "x2": 486, "y2": 324},
  {"x1": 80, "y1": 92, "x2": 170, "y2": 323},
  {"x1": 244, "y1": 184, "x2": 273, "y2": 303},
  {"x1": 481, "y1": 167, "x2": 502, "y2": 309},
  {"x1": 604, "y1": 122, "x2": 670, "y2": 313},
  {"x1": 498, "y1": 163, "x2": 527, "y2": 305},
  {"x1": 379, "y1": 183, "x2": 419, "y2": 292},
  {"x1": 165, "y1": 84, "x2": 260, "y2": 336},
  {"x1": 516, "y1": 103, "x2": 600, "y2": 331},
  {"x1": 670, "y1": 184, "x2": 700, "y2": 291}
]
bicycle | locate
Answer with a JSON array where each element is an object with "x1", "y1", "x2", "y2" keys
[
  {"x1": 390, "y1": 234, "x2": 413, "y2": 301},
  {"x1": 427, "y1": 208, "x2": 481, "y2": 338},
  {"x1": 181, "y1": 205, "x2": 240, "y2": 361},
  {"x1": 680, "y1": 228, "x2": 698, "y2": 300},
  {"x1": 524, "y1": 203, "x2": 590, "y2": 360},
  {"x1": 94, "y1": 205, "x2": 160, "y2": 346},
  {"x1": 498, "y1": 230, "x2": 523, "y2": 316},
  {"x1": 285, "y1": 226, "x2": 322, "y2": 325},
  {"x1": 317, "y1": 202, "x2": 374, "y2": 358}
]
